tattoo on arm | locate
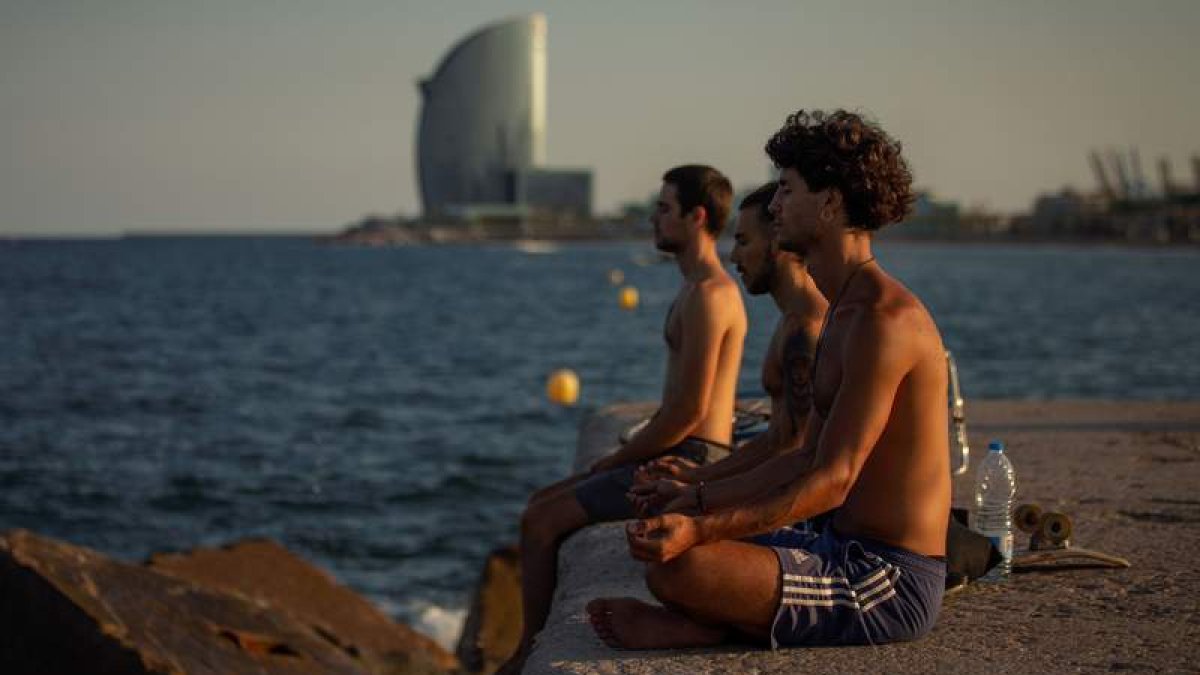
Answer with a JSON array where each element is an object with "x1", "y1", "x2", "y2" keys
[{"x1": 782, "y1": 331, "x2": 815, "y2": 434}]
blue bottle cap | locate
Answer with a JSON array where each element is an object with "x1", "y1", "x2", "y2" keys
[{"x1": 988, "y1": 440, "x2": 1004, "y2": 452}]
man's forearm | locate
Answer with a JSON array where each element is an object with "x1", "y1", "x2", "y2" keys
[
  {"x1": 694, "y1": 464, "x2": 841, "y2": 544},
  {"x1": 603, "y1": 435, "x2": 673, "y2": 467},
  {"x1": 691, "y1": 432, "x2": 772, "y2": 482},
  {"x1": 701, "y1": 444, "x2": 815, "y2": 513},
  {"x1": 601, "y1": 443, "x2": 655, "y2": 468},
  {"x1": 693, "y1": 408, "x2": 807, "y2": 483},
  {"x1": 606, "y1": 409, "x2": 701, "y2": 467}
]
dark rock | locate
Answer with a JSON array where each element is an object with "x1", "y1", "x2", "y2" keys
[
  {"x1": 147, "y1": 538, "x2": 458, "y2": 673},
  {"x1": 455, "y1": 546, "x2": 521, "y2": 674},
  {"x1": 0, "y1": 529, "x2": 363, "y2": 673}
]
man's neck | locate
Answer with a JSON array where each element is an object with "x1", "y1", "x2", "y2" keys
[
  {"x1": 769, "y1": 261, "x2": 824, "y2": 317},
  {"x1": 807, "y1": 229, "x2": 875, "y2": 304},
  {"x1": 674, "y1": 234, "x2": 721, "y2": 281}
]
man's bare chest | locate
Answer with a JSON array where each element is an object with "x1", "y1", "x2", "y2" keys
[{"x1": 811, "y1": 323, "x2": 848, "y2": 419}]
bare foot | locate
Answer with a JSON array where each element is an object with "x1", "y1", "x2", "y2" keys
[{"x1": 586, "y1": 597, "x2": 726, "y2": 650}]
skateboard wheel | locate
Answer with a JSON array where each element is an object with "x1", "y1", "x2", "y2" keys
[
  {"x1": 1038, "y1": 512, "x2": 1073, "y2": 546},
  {"x1": 1013, "y1": 503, "x2": 1043, "y2": 534}
]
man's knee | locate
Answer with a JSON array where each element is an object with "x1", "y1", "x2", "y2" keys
[
  {"x1": 527, "y1": 480, "x2": 560, "y2": 506},
  {"x1": 519, "y1": 502, "x2": 550, "y2": 542},
  {"x1": 526, "y1": 475, "x2": 579, "y2": 509},
  {"x1": 520, "y1": 494, "x2": 584, "y2": 545},
  {"x1": 646, "y1": 548, "x2": 706, "y2": 605},
  {"x1": 525, "y1": 488, "x2": 548, "y2": 510}
]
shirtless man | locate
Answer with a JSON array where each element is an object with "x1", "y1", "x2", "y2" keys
[
  {"x1": 497, "y1": 165, "x2": 747, "y2": 673},
  {"x1": 632, "y1": 182, "x2": 827, "y2": 501},
  {"x1": 588, "y1": 110, "x2": 951, "y2": 649}
]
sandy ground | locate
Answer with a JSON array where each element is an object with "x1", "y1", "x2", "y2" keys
[{"x1": 523, "y1": 400, "x2": 1200, "y2": 674}]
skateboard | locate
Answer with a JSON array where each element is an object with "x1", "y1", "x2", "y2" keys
[{"x1": 1010, "y1": 503, "x2": 1131, "y2": 572}]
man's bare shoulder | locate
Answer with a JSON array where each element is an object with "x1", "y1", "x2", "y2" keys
[
  {"x1": 781, "y1": 311, "x2": 823, "y2": 346},
  {"x1": 683, "y1": 271, "x2": 745, "y2": 322},
  {"x1": 848, "y1": 282, "x2": 942, "y2": 362},
  {"x1": 696, "y1": 267, "x2": 742, "y2": 296}
]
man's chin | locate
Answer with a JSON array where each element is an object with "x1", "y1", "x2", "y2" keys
[
  {"x1": 777, "y1": 238, "x2": 806, "y2": 255},
  {"x1": 741, "y1": 276, "x2": 769, "y2": 296}
]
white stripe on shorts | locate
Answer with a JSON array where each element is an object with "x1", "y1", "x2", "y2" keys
[
  {"x1": 856, "y1": 570, "x2": 900, "y2": 606},
  {"x1": 781, "y1": 567, "x2": 901, "y2": 611},
  {"x1": 859, "y1": 588, "x2": 898, "y2": 612},
  {"x1": 781, "y1": 585, "x2": 857, "y2": 599},
  {"x1": 779, "y1": 596, "x2": 861, "y2": 609},
  {"x1": 851, "y1": 565, "x2": 892, "y2": 591},
  {"x1": 782, "y1": 573, "x2": 850, "y2": 585}
]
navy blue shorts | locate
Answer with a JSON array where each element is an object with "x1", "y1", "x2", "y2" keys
[
  {"x1": 752, "y1": 525, "x2": 945, "y2": 647},
  {"x1": 573, "y1": 436, "x2": 730, "y2": 522}
]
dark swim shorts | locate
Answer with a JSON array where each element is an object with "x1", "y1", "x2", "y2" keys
[
  {"x1": 752, "y1": 525, "x2": 945, "y2": 647},
  {"x1": 573, "y1": 436, "x2": 731, "y2": 522}
]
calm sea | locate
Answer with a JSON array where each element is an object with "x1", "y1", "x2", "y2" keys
[{"x1": 1, "y1": 238, "x2": 1197, "y2": 644}]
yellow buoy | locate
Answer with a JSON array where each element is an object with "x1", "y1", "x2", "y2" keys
[
  {"x1": 608, "y1": 268, "x2": 625, "y2": 286},
  {"x1": 546, "y1": 368, "x2": 580, "y2": 406},
  {"x1": 618, "y1": 285, "x2": 639, "y2": 311}
]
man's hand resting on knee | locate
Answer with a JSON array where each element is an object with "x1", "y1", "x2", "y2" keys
[{"x1": 626, "y1": 514, "x2": 701, "y2": 563}]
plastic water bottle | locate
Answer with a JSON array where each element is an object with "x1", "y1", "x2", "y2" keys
[{"x1": 972, "y1": 440, "x2": 1016, "y2": 582}]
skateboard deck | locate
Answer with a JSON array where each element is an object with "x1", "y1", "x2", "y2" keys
[{"x1": 1010, "y1": 503, "x2": 1131, "y2": 572}]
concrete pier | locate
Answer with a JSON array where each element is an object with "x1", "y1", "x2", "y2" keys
[{"x1": 523, "y1": 400, "x2": 1200, "y2": 674}]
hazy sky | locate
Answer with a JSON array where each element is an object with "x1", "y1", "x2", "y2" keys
[{"x1": 2, "y1": 0, "x2": 1197, "y2": 235}]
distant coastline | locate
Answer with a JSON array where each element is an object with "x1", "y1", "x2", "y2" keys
[
  {"x1": 319, "y1": 217, "x2": 642, "y2": 247},
  {"x1": 2, "y1": 229, "x2": 1195, "y2": 248},
  {"x1": 319, "y1": 216, "x2": 1200, "y2": 248},
  {"x1": 325, "y1": 183, "x2": 1200, "y2": 247}
]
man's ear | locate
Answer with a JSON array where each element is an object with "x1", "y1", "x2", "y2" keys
[
  {"x1": 821, "y1": 188, "x2": 845, "y2": 219},
  {"x1": 687, "y1": 205, "x2": 708, "y2": 232}
]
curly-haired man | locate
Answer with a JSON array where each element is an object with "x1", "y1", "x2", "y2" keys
[{"x1": 588, "y1": 110, "x2": 951, "y2": 649}]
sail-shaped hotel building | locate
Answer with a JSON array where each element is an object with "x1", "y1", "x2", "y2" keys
[{"x1": 416, "y1": 14, "x2": 591, "y2": 221}]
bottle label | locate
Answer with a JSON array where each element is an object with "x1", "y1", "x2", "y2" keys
[{"x1": 987, "y1": 532, "x2": 1013, "y2": 560}]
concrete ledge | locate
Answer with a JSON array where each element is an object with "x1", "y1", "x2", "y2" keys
[{"x1": 523, "y1": 400, "x2": 1200, "y2": 674}]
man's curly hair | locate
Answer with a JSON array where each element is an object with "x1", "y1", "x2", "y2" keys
[{"x1": 765, "y1": 110, "x2": 914, "y2": 231}]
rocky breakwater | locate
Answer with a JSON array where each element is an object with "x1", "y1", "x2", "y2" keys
[{"x1": 0, "y1": 531, "x2": 458, "y2": 674}]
